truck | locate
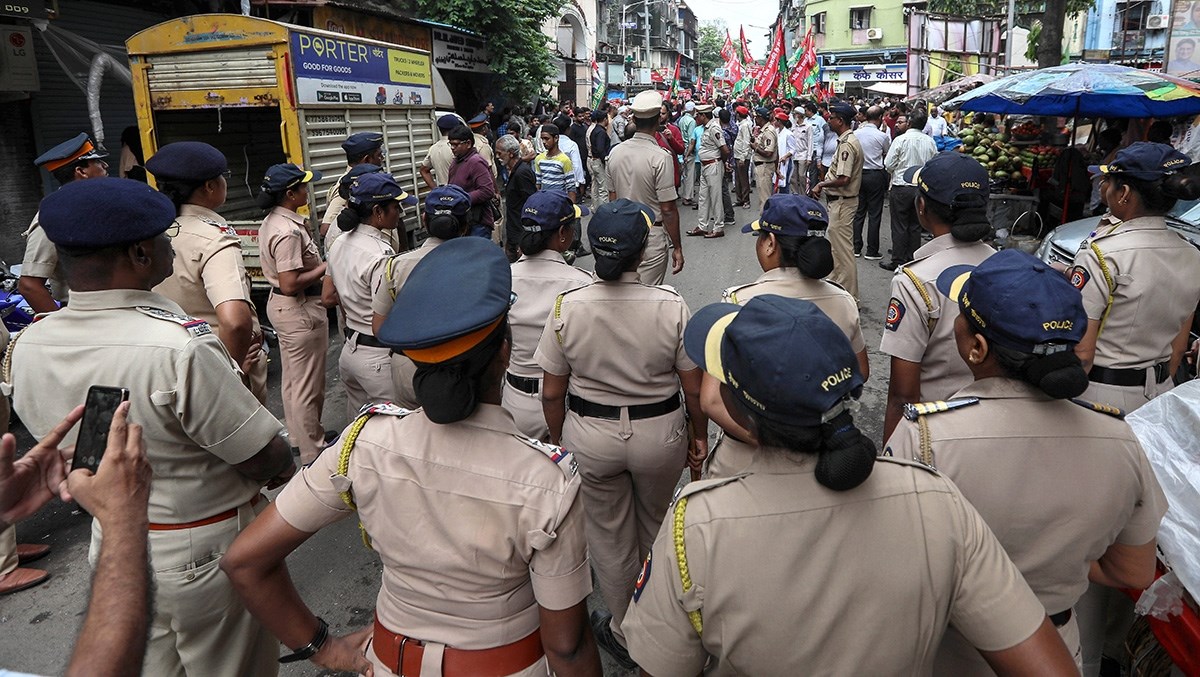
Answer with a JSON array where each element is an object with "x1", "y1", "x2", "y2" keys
[{"x1": 126, "y1": 14, "x2": 439, "y2": 292}]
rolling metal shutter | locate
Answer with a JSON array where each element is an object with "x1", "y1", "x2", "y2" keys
[{"x1": 144, "y1": 48, "x2": 277, "y2": 93}]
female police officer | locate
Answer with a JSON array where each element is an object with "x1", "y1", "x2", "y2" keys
[
  {"x1": 327, "y1": 173, "x2": 415, "y2": 417},
  {"x1": 504, "y1": 190, "x2": 591, "y2": 439},
  {"x1": 880, "y1": 151, "x2": 996, "y2": 441},
  {"x1": 536, "y1": 198, "x2": 706, "y2": 668},
  {"x1": 621, "y1": 294, "x2": 1079, "y2": 675},
  {"x1": 257, "y1": 163, "x2": 327, "y2": 464},
  {"x1": 221, "y1": 237, "x2": 601, "y2": 677},
  {"x1": 886, "y1": 249, "x2": 1167, "y2": 674}
]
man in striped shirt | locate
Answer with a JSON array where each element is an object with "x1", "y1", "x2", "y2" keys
[{"x1": 533, "y1": 124, "x2": 578, "y2": 202}]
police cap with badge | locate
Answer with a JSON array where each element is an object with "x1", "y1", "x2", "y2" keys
[
  {"x1": 144, "y1": 141, "x2": 228, "y2": 182},
  {"x1": 743, "y1": 194, "x2": 827, "y2": 237},
  {"x1": 467, "y1": 113, "x2": 489, "y2": 129},
  {"x1": 341, "y1": 132, "x2": 385, "y2": 160},
  {"x1": 261, "y1": 163, "x2": 322, "y2": 194},
  {"x1": 630, "y1": 90, "x2": 663, "y2": 119},
  {"x1": 521, "y1": 190, "x2": 589, "y2": 233},
  {"x1": 424, "y1": 184, "x2": 472, "y2": 218},
  {"x1": 1088, "y1": 141, "x2": 1193, "y2": 180},
  {"x1": 437, "y1": 114, "x2": 461, "y2": 132},
  {"x1": 902, "y1": 151, "x2": 989, "y2": 206},
  {"x1": 348, "y1": 173, "x2": 417, "y2": 208},
  {"x1": 35, "y1": 133, "x2": 108, "y2": 172},
  {"x1": 39, "y1": 177, "x2": 176, "y2": 248}
]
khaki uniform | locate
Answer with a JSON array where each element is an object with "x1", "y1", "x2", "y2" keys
[
  {"x1": 260, "y1": 206, "x2": 328, "y2": 462},
  {"x1": 275, "y1": 404, "x2": 591, "y2": 676},
  {"x1": 329, "y1": 225, "x2": 397, "y2": 418},
  {"x1": 535, "y1": 271, "x2": 694, "y2": 639},
  {"x1": 606, "y1": 134, "x2": 679, "y2": 285},
  {"x1": 153, "y1": 204, "x2": 269, "y2": 404},
  {"x1": 21, "y1": 214, "x2": 68, "y2": 303},
  {"x1": 503, "y1": 250, "x2": 592, "y2": 439},
  {"x1": 697, "y1": 118, "x2": 727, "y2": 234},
  {"x1": 421, "y1": 140, "x2": 454, "y2": 187},
  {"x1": 879, "y1": 234, "x2": 995, "y2": 401},
  {"x1": 886, "y1": 377, "x2": 1168, "y2": 675},
  {"x1": 8, "y1": 289, "x2": 284, "y2": 676},
  {"x1": 824, "y1": 129, "x2": 864, "y2": 299},
  {"x1": 723, "y1": 268, "x2": 865, "y2": 353},
  {"x1": 475, "y1": 133, "x2": 497, "y2": 176},
  {"x1": 621, "y1": 454, "x2": 1048, "y2": 675},
  {"x1": 1071, "y1": 215, "x2": 1200, "y2": 412},
  {"x1": 751, "y1": 124, "x2": 778, "y2": 206},
  {"x1": 370, "y1": 237, "x2": 445, "y2": 409},
  {"x1": 321, "y1": 168, "x2": 351, "y2": 255}
]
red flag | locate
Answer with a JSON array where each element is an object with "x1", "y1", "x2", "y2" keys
[
  {"x1": 754, "y1": 22, "x2": 784, "y2": 98},
  {"x1": 739, "y1": 26, "x2": 755, "y2": 65},
  {"x1": 671, "y1": 53, "x2": 681, "y2": 94},
  {"x1": 650, "y1": 69, "x2": 664, "y2": 83},
  {"x1": 788, "y1": 27, "x2": 816, "y2": 94},
  {"x1": 720, "y1": 30, "x2": 735, "y2": 64}
]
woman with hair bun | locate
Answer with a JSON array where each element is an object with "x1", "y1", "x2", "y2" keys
[
  {"x1": 622, "y1": 294, "x2": 1080, "y2": 675},
  {"x1": 886, "y1": 248, "x2": 1167, "y2": 676}
]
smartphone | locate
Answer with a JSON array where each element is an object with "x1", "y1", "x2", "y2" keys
[{"x1": 72, "y1": 386, "x2": 130, "y2": 474}]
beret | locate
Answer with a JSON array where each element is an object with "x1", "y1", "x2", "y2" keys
[
  {"x1": 40, "y1": 177, "x2": 176, "y2": 248},
  {"x1": 144, "y1": 141, "x2": 227, "y2": 182}
]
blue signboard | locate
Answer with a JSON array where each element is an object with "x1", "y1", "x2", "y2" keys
[{"x1": 289, "y1": 30, "x2": 433, "y2": 106}]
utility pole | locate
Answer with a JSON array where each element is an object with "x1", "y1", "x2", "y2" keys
[
  {"x1": 1005, "y1": 0, "x2": 1016, "y2": 71},
  {"x1": 645, "y1": 0, "x2": 651, "y2": 68}
]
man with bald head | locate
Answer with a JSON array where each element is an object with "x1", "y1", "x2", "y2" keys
[{"x1": 852, "y1": 105, "x2": 891, "y2": 260}]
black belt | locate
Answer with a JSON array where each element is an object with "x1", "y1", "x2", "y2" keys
[
  {"x1": 826, "y1": 194, "x2": 856, "y2": 202},
  {"x1": 506, "y1": 372, "x2": 540, "y2": 395},
  {"x1": 567, "y1": 394, "x2": 680, "y2": 420},
  {"x1": 863, "y1": 168, "x2": 886, "y2": 172},
  {"x1": 1050, "y1": 609, "x2": 1072, "y2": 628},
  {"x1": 753, "y1": 160, "x2": 772, "y2": 166},
  {"x1": 271, "y1": 282, "x2": 323, "y2": 297},
  {"x1": 344, "y1": 328, "x2": 387, "y2": 349},
  {"x1": 1089, "y1": 362, "x2": 1170, "y2": 387}
]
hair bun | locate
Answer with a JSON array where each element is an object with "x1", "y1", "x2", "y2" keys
[
  {"x1": 1163, "y1": 173, "x2": 1200, "y2": 201},
  {"x1": 815, "y1": 411, "x2": 875, "y2": 491}
]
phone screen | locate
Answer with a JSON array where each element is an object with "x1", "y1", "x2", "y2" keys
[{"x1": 72, "y1": 386, "x2": 129, "y2": 474}]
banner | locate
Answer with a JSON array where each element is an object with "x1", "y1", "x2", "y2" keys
[
  {"x1": 590, "y1": 58, "x2": 605, "y2": 109},
  {"x1": 754, "y1": 22, "x2": 784, "y2": 98},
  {"x1": 739, "y1": 25, "x2": 755, "y2": 66},
  {"x1": 720, "y1": 30, "x2": 735, "y2": 64},
  {"x1": 290, "y1": 30, "x2": 432, "y2": 106}
]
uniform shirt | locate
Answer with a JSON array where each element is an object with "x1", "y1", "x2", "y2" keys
[
  {"x1": 10, "y1": 289, "x2": 282, "y2": 523},
  {"x1": 789, "y1": 119, "x2": 812, "y2": 165},
  {"x1": 509, "y1": 251, "x2": 592, "y2": 379},
  {"x1": 854, "y1": 121, "x2": 891, "y2": 170},
  {"x1": 886, "y1": 128, "x2": 939, "y2": 187},
  {"x1": 622, "y1": 453, "x2": 1048, "y2": 675},
  {"x1": 697, "y1": 118, "x2": 726, "y2": 161},
  {"x1": 535, "y1": 272, "x2": 696, "y2": 405},
  {"x1": 1070, "y1": 215, "x2": 1200, "y2": 369},
  {"x1": 421, "y1": 139, "x2": 455, "y2": 186},
  {"x1": 259, "y1": 206, "x2": 322, "y2": 288},
  {"x1": 370, "y1": 237, "x2": 445, "y2": 318},
  {"x1": 556, "y1": 135, "x2": 586, "y2": 186},
  {"x1": 824, "y1": 129, "x2": 864, "y2": 197},
  {"x1": 807, "y1": 113, "x2": 828, "y2": 163},
  {"x1": 533, "y1": 150, "x2": 577, "y2": 195},
  {"x1": 473, "y1": 133, "x2": 497, "y2": 176},
  {"x1": 320, "y1": 166, "x2": 352, "y2": 250},
  {"x1": 722, "y1": 268, "x2": 865, "y2": 352},
  {"x1": 733, "y1": 117, "x2": 753, "y2": 161},
  {"x1": 328, "y1": 225, "x2": 395, "y2": 335},
  {"x1": 879, "y1": 234, "x2": 996, "y2": 401},
  {"x1": 753, "y1": 124, "x2": 778, "y2": 164},
  {"x1": 607, "y1": 134, "x2": 678, "y2": 221},
  {"x1": 21, "y1": 215, "x2": 68, "y2": 302},
  {"x1": 275, "y1": 404, "x2": 591, "y2": 647}
]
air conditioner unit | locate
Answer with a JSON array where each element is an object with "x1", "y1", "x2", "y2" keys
[
  {"x1": 866, "y1": 27, "x2": 884, "y2": 40},
  {"x1": 1145, "y1": 14, "x2": 1169, "y2": 30}
]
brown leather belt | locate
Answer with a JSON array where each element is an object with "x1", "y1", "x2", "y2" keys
[
  {"x1": 148, "y1": 494, "x2": 262, "y2": 531},
  {"x1": 701, "y1": 158, "x2": 720, "y2": 166},
  {"x1": 372, "y1": 614, "x2": 544, "y2": 677}
]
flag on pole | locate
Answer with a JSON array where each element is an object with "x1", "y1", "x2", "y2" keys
[
  {"x1": 671, "y1": 53, "x2": 681, "y2": 95},
  {"x1": 788, "y1": 27, "x2": 817, "y2": 95},
  {"x1": 739, "y1": 25, "x2": 755, "y2": 66},
  {"x1": 754, "y1": 22, "x2": 784, "y2": 98},
  {"x1": 590, "y1": 58, "x2": 605, "y2": 109},
  {"x1": 720, "y1": 30, "x2": 735, "y2": 64}
]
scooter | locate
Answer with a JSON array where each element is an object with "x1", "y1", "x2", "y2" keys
[{"x1": 0, "y1": 262, "x2": 53, "y2": 333}]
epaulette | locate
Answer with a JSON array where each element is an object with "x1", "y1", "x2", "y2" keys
[
  {"x1": 876, "y1": 455, "x2": 941, "y2": 475},
  {"x1": 135, "y1": 306, "x2": 213, "y2": 338},
  {"x1": 516, "y1": 436, "x2": 578, "y2": 479},
  {"x1": 902, "y1": 397, "x2": 980, "y2": 421},
  {"x1": 355, "y1": 401, "x2": 416, "y2": 418},
  {"x1": 1069, "y1": 398, "x2": 1125, "y2": 419},
  {"x1": 721, "y1": 282, "x2": 754, "y2": 304},
  {"x1": 824, "y1": 278, "x2": 848, "y2": 292},
  {"x1": 197, "y1": 215, "x2": 239, "y2": 238},
  {"x1": 672, "y1": 474, "x2": 743, "y2": 506}
]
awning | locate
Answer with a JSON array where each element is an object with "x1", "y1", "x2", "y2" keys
[{"x1": 866, "y1": 81, "x2": 907, "y2": 95}]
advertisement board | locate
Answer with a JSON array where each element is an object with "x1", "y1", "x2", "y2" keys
[{"x1": 289, "y1": 30, "x2": 433, "y2": 106}]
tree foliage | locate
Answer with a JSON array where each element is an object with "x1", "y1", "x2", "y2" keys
[
  {"x1": 927, "y1": 0, "x2": 1094, "y2": 69},
  {"x1": 697, "y1": 24, "x2": 724, "y2": 78}
]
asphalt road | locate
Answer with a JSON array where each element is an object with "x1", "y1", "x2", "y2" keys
[{"x1": 0, "y1": 186, "x2": 902, "y2": 676}]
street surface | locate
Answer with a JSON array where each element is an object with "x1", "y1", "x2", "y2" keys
[{"x1": 0, "y1": 189, "x2": 901, "y2": 676}]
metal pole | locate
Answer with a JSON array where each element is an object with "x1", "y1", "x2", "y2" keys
[
  {"x1": 645, "y1": 0, "x2": 651, "y2": 68},
  {"x1": 1005, "y1": 0, "x2": 1016, "y2": 71},
  {"x1": 621, "y1": 3, "x2": 626, "y2": 57}
]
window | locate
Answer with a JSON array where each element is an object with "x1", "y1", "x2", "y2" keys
[
  {"x1": 812, "y1": 12, "x2": 826, "y2": 34},
  {"x1": 1119, "y1": 1, "x2": 1147, "y2": 32},
  {"x1": 850, "y1": 7, "x2": 871, "y2": 30}
]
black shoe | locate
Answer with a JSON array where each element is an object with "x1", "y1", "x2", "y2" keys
[
  {"x1": 590, "y1": 610, "x2": 636, "y2": 670},
  {"x1": 879, "y1": 260, "x2": 899, "y2": 271}
]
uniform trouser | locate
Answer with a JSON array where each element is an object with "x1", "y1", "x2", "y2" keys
[
  {"x1": 853, "y1": 169, "x2": 889, "y2": 256},
  {"x1": 366, "y1": 637, "x2": 550, "y2": 677},
  {"x1": 339, "y1": 339, "x2": 397, "y2": 419},
  {"x1": 90, "y1": 499, "x2": 277, "y2": 677},
  {"x1": 680, "y1": 160, "x2": 696, "y2": 202},
  {"x1": 389, "y1": 353, "x2": 421, "y2": 411},
  {"x1": 826, "y1": 197, "x2": 860, "y2": 299},
  {"x1": 0, "y1": 525, "x2": 17, "y2": 577},
  {"x1": 267, "y1": 293, "x2": 328, "y2": 464},
  {"x1": 934, "y1": 611, "x2": 1083, "y2": 676},
  {"x1": 721, "y1": 164, "x2": 734, "y2": 224},
  {"x1": 1082, "y1": 374, "x2": 1170, "y2": 414},
  {"x1": 1077, "y1": 584, "x2": 1134, "y2": 677},
  {"x1": 753, "y1": 162, "x2": 775, "y2": 206},
  {"x1": 500, "y1": 377, "x2": 549, "y2": 440},
  {"x1": 562, "y1": 407, "x2": 688, "y2": 642},
  {"x1": 245, "y1": 345, "x2": 269, "y2": 406},
  {"x1": 636, "y1": 226, "x2": 670, "y2": 286},
  {"x1": 588, "y1": 158, "x2": 610, "y2": 213},
  {"x1": 889, "y1": 184, "x2": 922, "y2": 265},
  {"x1": 697, "y1": 161, "x2": 723, "y2": 232},
  {"x1": 734, "y1": 158, "x2": 751, "y2": 204},
  {"x1": 790, "y1": 160, "x2": 808, "y2": 195}
]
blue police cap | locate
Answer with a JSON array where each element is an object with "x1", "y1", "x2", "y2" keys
[
  {"x1": 742, "y1": 194, "x2": 828, "y2": 236},
  {"x1": 39, "y1": 177, "x2": 175, "y2": 248},
  {"x1": 936, "y1": 248, "x2": 1087, "y2": 354},
  {"x1": 144, "y1": 141, "x2": 228, "y2": 182},
  {"x1": 437, "y1": 114, "x2": 461, "y2": 132},
  {"x1": 1089, "y1": 141, "x2": 1193, "y2": 181},
  {"x1": 684, "y1": 295, "x2": 863, "y2": 426},
  {"x1": 587, "y1": 199, "x2": 653, "y2": 260},
  {"x1": 34, "y1": 133, "x2": 107, "y2": 171},
  {"x1": 349, "y1": 173, "x2": 417, "y2": 207},
  {"x1": 467, "y1": 113, "x2": 488, "y2": 127},
  {"x1": 341, "y1": 132, "x2": 384, "y2": 158},
  {"x1": 902, "y1": 152, "x2": 988, "y2": 206},
  {"x1": 261, "y1": 164, "x2": 321, "y2": 194},
  {"x1": 829, "y1": 102, "x2": 857, "y2": 122},
  {"x1": 378, "y1": 237, "x2": 512, "y2": 360},
  {"x1": 754, "y1": 106, "x2": 771, "y2": 119},
  {"x1": 521, "y1": 190, "x2": 588, "y2": 232},
  {"x1": 339, "y1": 163, "x2": 385, "y2": 189},
  {"x1": 425, "y1": 185, "x2": 472, "y2": 218}
]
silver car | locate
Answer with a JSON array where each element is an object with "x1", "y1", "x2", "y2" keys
[{"x1": 1036, "y1": 199, "x2": 1200, "y2": 267}]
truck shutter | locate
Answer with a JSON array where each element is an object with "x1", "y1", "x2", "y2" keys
[{"x1": 145, "y1": 48, "x2": 277, "y2": 93}]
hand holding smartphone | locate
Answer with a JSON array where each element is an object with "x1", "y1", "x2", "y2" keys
[{"x1": 72, "y1": 386, "x2": 130, "y2": 474}]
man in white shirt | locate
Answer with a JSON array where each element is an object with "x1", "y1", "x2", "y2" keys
[
  {"x1": 851, "y1": 105, "x2": 892, "y2": 259},
  {"x1": 881, "y1": 110, "x2": 938, "y2": 271},
  {"x1": 789, "y1": 108, "x2": 813, "y2": 195},
  {"x1": 732, "y1": 106, "x2": 754, "y2": 207},
  {"x1": 924, "y1": 106, "x2": 948, "y2": 137},
  {"x1": 773, "y1": 112, "x2": 794, "y2": 193},
  {"x1": 805, "y1": 101, "x2": 828, "y2": 188}
]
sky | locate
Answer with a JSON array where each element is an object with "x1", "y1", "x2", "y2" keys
[{"x1": 682, "y1": 0, "x2": 778, "y2": 60}]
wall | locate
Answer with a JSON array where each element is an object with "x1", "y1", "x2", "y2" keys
[{"x1": 805, "y1": 0, "x2": 908, "y2": 54}]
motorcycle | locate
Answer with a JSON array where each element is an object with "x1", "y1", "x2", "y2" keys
[{"x1": 0, "y1": 262, "x2": 55, "y2": 333}]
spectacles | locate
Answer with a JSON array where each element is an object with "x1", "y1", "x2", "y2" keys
[{"x1": 448, "y1": 140, "x2": 468, "y2": 147}]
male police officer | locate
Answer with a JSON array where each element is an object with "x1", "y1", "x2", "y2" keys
[{"x1": 322, "y1": 132, "x2": 385, "y2": 252}]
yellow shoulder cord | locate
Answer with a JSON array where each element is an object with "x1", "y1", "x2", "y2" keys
[
  {"x1": 917, "y1": 415, "x2": 934, "y2": 468},
  {"x1": 553, "y1": 293, "x2": 565, "y2": 344},
  {"x1": 1, "y1": 329, "x2": 21, "y2": 386},
  {"x1": 385, "y1": 257, "x2": 398, "y2": 302},
  {"x1": 728, "y1": 289, "x2": 739, "y2": 304},
  {"x1": 337, "y1": 412, "x2": 375, "y2": 549},
  {"x1": 1088, "y1": 241, "x2": 1116, "y2": 339},
  {"x1": 901, "y1": 267, "x2": 937, "y2": 332},
  {"x1": 672, "y1": 497, "x2": 703, "y2": 635}
]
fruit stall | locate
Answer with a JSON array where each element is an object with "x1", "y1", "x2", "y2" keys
[{"x1": 955, "y1": 116, "x2": 1058, "y2": 243}]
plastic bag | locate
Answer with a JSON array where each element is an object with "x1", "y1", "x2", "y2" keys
[{"x1": 1135, "y1": 570, "x2": 1186, "y2": 621}]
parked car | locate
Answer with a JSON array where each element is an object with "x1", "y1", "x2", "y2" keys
[{"x1": 1035, "y1": 199, "x2": 1200, "y2": 267}]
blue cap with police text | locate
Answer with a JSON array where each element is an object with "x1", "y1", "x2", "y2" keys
[
  {"x1": 261, "y1": 164, "x2": 321, "y2": 194},
  {"x1": 349, "y1": 173, "x2": 417, "y2": 207},
  {"x1": 144, "y1": 141, "x2": 228, "y2": 182},
  {"x1": 437, "y1": 114, "x2": 461, "y2": 132},
  {"x1": 424, "y1": 185, "x2": 472, "y2": 218},
  {"x1": 1088, "y1": 141, "x2": 1193, "y2": 181},
  {"x1": 34, "y1": 133, "x2": 108, "y2": 171},
  {"x1": 341, "y1": 132, "x2": 384, "y2": 158},
  {"x1": 936, "y1": 248, "x2": 1087, "y2": 354},
  {"x1": 743, "y1": 194, "x2": 828, "y2": 236},
  {"x1": 587, "y1": 199, "x2": 653, "y2": 259},
  {"x1": 39, "y1": 177, "x2": 176, "y2": 248},
  {"x1": 684, "y1": 295, "x2": 863, "y2": 426},
  {"x1": 521, "y1": 190, "x2": 589, "y2": 232},
  {"x1": 902, "y1": 152, "x2": 989, "y2": 206},
  {"x1": 378, "y1": 237, "x2": 512, "y2": 360},
  {"x1": 339, "y1": 163, "x2": 385, "y2": 190}
]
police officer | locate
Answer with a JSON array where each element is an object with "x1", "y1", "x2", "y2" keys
[
  {"x1": 621, "y1": 294, "x2": 1080, "y2": 675},
  {"x1": 886, "y1": 249, "x2": 1167, "y2": 674},
  {"x1": 810, "y1": 101, "x2": 864, "y2": 300},
  {"x1": 19, "y1": 133, "x2": 110, "y2": 314},
  {"x1": 535, "y1": 199, "x2": 707, "y2": 668},
  {"x1": 321, "y1": 132, "x2": 385, "y2": 251},
  {"x1": 221, "y1": 237, "x2": 602, "y2": 677},
  {"x1": 146, "y1": 141, "x2": 270, "y2": 404},
  {"x1": 6, "y1": 177, "x2": 294, "y2": 675},
  {"x1": 685, "y1": 104, "x2": 728, "y2": 238},
  {"x1": 880, "y1": 152, "x2": 996, "y2": 442},
  {"x1": 749, "y1": 107, "x2": 778, "y2": 207},
  {"x1": 504, "y1": 191, "x2": 592, "y2": 439},
  {"x1": 327, "y1": 173, "x2": 416, "y2": 417},
  {"x1": 257, "y1": 163, "x2": 328, "y2": 464},
  {"x1": 370, "y1": 185, "x2": 472, "y2": 408},
  {"x1": 606, "y1": 90, "x2": 684, "y2": 285}
]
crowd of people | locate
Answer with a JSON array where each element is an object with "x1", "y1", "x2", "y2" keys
[{"x1": 1, "y1": 82, "x2": 1198, "y2": 677}]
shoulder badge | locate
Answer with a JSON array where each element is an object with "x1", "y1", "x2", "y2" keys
[
  {"x1": 1069, "y1": 398, "x2": 1126, "y2": 419},
  {"x1": 135, "y1": 306, "x2": 213, "y2": 338},
  {"x1": 198, "y1": 216, "x2": 239, "y2": 238},
  {"x1": 902, "y1": 397, "x2": 980, "y2": 422},
  {"x1": 1067, "y1": 265, "x2": 1090, "y2": 291},
  {"x1": 876, "y1": 455, "x2": 942, "y2": 475},
  {"x1": 885, "y1": 297, "x2": 905, "y2": 331},
  {"x1": 518, "y1": 436, "x2": 579, "y2": 478},
  {"x1": 632, "y1": 551, "x2": 652, "y2": 602},
  {"x1": 356, "y1": 401, "x2": 416, "y2": 418}
]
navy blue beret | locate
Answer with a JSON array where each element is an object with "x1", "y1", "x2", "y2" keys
[
  {"x1": 437, "y1": 114, "x2": 461, "y2": 132},
  {"x1": 341, "y1": 132, "x2": 384, "y2": 158},
  {"x1": 144, "y1": 142, "x2": 228, "y2": 182},
  {"x1": 39, "y1": 178, "x2": 176, "y2": 248},
  {"x1": 35, "y1": 133, "x2": 107, "y2": 170}
]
